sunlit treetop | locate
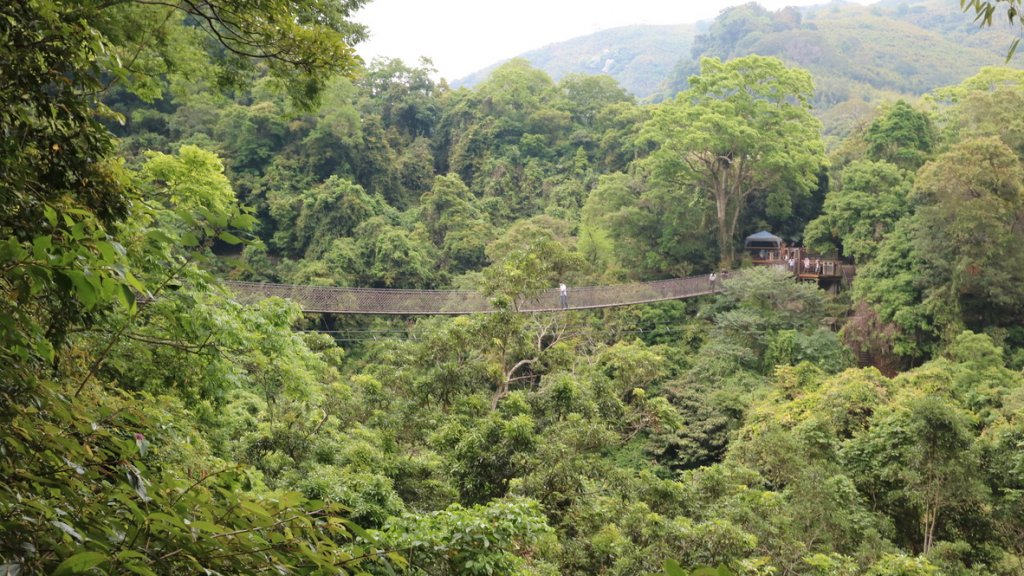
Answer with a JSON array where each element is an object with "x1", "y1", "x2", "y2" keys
[{"x1": 39, "y1": 0, "x2": 370, "y2": 106}]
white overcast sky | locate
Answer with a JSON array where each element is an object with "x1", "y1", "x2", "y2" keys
[{"x1": 352, "y1": 0, "x2": 877, "y2": 81}]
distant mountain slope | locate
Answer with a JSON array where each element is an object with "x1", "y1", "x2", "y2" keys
[
  {"x1": 675, "y1": 0, "x2": 1023, "y2": 137},
  {"x1": 801, "y1": 1, "x2": 1018, "y2": 93},
  {"x1": 455, "y1": 0, "x2": 1021, "y2": 139},
  {"x1": 454, "y1": 24, "x2": 697, "y2": 98}
]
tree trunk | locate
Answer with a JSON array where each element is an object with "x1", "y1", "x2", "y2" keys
[
  {"x1": 492, "y1": 357, "x2": 535, "y2": 409},
  {"x1": 714, "y1": 183, "x2": 732, "y2": 269},
  {"x1": 922, "y1": 502, "x2": 939, "y2": 553}
]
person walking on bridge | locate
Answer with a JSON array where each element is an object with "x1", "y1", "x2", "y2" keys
[{"x1": 559, "y1": 282, "x2": 568, "y2": 309}]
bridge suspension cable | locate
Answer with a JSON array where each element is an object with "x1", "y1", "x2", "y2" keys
[
  {"x1": 299, "y1": 324, "x2": 693, "y2": 344},
  {"x1": 224, "y1": 274, "x2": 718, "y2": 315}
]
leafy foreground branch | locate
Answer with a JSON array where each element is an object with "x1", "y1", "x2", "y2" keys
[
  {"x1": 0, "y1": 1, "x2": 395, "y2": 572},
  {"x1": 1, "y1": 378, "x2": 397, "y2": 575},
  {"x1": 0, "y1": 120, "x2": 401, "y2": 573},
  {"x1": 961, "y1": 0, "x2": 1024, "y2": 59}
]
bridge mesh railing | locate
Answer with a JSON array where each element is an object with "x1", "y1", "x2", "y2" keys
[{"x1": 224, "y1": 274, "x2": 716, "y2": 315}]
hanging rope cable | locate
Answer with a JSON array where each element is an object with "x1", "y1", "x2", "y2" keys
[
  {"x1": 297, "y1": 324, "x2": 693, "y2": 344},
  {"x1": 224, "y1": 273, "x2": 717, "y2": 315}
]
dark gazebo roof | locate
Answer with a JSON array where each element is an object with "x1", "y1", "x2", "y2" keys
[{"x1": 744, "y1": 230, "x2": 783, "y2": 248}]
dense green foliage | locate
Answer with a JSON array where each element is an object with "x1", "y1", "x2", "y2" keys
[
  {"x1": 644, "y1": 55, "x2": 825, "y2": 267},
  {"x1": 6, "y1": 0, "x2": 1024, "y2": 575}
]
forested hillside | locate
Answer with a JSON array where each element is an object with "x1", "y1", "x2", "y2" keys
[
  {"x1": 457, "y1": 24, "x2": 698, "y2": 100},
  {"x1": 5, "y1": 0, "x2": 1024, "y2": 575},
  {"x1": 464, "y1": 0, "x2": 1022, "y2": 140}
]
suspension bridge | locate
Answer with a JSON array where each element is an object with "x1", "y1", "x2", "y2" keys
[{"x1": 224, "y1": 273, "x2": 718, "y2": 315}]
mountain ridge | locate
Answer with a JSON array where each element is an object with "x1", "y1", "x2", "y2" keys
[
  {"x1": 454, "y1": 23, "x2": 698, "y2": 99},
  {"x1": 452, "y1": 0, "x2": 1022, "y2": 138}
]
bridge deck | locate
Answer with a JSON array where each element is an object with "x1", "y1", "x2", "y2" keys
[{"x1": 224, "y1": 274, "x2": 717, "y2": 315}]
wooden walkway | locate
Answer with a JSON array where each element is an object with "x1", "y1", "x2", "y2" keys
[{"x1": 224, "y1": 274, "x2": 717, "y2": 315}]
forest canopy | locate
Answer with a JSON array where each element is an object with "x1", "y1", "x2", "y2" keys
[{"x1": 4, "y1": 1, "x2": 1024, "y2": 575}]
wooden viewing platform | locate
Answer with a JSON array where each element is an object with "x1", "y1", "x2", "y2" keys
[{"x1": 744, "y1": 230, "x2": 846, "y2": 285}]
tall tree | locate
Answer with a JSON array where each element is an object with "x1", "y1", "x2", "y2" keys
[
  {"x1": 854, "y1": 136, "x2": 1024, "y2": 359},
  {"x1": 842, "y1": 392, "x2": 984, "y2": 554},
  {"x1": 643, "y1": 55, "x2": 826, "y2": 267},
  {"x1": 956, "y1": 83, "x2": 1024, "y2": 158},
  {"x1": 580, "y1": 171, "x2": 715, "y2": 279},
  {"x1": 864, "y1": 101, "x2": 935, "y2": 171},
  {"x1": 803, "y1": 160, "x2": 913, "y2": 263},
  {"x1": 556, "y1": 73, "x2": 634, "y2": 129},
  {"x1": 358, "y1": 57, "x2": 441, "y2": 142},
  {"x1": 420, "y1": 174, "x2": 492, "y2": 272},
  {"x1": 911, "y1": 136, "x2": 1024, "y2": 332}
]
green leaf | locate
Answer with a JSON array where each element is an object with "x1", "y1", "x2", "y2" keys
[
  {"x1": 117, "y1": 284, "x2": 136, "y2": 311},
  {"x1": 663, "y1": 559, "x2": 687, "y2": 576},
  {"x1": 1, "y1": 236, "x2": 24, "y2": 260},
  {"x1": 123, "y1": 564, "x2": 158, "y2": 576},
  {"x1": 52, "y1": 551, "x2": 106, "y2": 575},
  {"x1": 239, "y1": 500, "x2": 271, "y2": 518},
  {"x1": 147, "y1": 512, "x2": 186, "y2": 530},
  {"x1": 114, "y1": 551, "x2": 147, "y2": 562},
  {"x1": 277, "y1": 492, "x2": 304, "y2": 508},
  {"x1": 33, "y1": 338, "x2": 54, "y2": 363},
  {"x1": 95, "y1": 241, "x2": 116, "y2": 264},
  {"x1": 189, "y1": 520, "x2": 226, "y2": 533},
  {"x1": 229, "y1": 213, "x2": 258, "y2": 229},
  {"x1": 100, "y1": 277, "x2": 120, "y2": 299},
  {"x1": 124, "y1": 271, "x2": 148, "y2": 296},
  {"x1": 43, "y1": 205, "x2": 57, "y2": 227},
  {"x1": 342, "y1": 519, "x2": 372, "y2": 540},
  {"x1": 217, "y1": 231, "x2": 243, "y2": 245},
  {"x1": 63, "y1": 271, "x2": 97, "y2": 309},
  {"x1": 32, "y1": 235, "x2": 52, "y2": 261},
  {"x1": 385, "y1": 552, "x2": 408, "y2": 569},
  {"x1": 144, "y1": 229, "x2": 175, "y2": 245}
]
